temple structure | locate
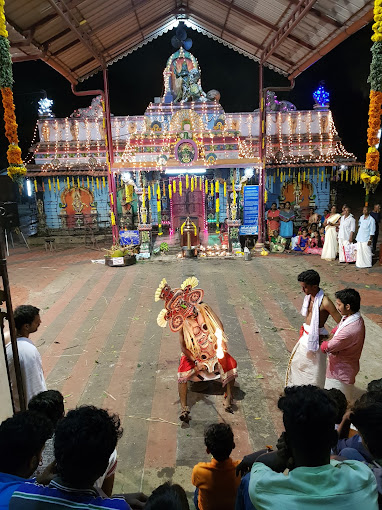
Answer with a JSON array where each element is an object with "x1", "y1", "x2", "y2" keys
[{"x1": 26, "y1": 37, "x2": 360, "y2": 253}]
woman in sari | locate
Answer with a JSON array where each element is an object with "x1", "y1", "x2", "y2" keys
[
  {"x1": 321, "y1": 205, "x2": 341, "y2": 261},
  {"x1": 279, "y1": 201, "x2": 295, "y2": 250},
  {"x1": 266, "y1": 203, "x2": 280, "y2": 242}
]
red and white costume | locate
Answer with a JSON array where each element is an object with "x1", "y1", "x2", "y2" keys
[{"x1": 155, "y1": 277, "x2": 237, "y2": 387}]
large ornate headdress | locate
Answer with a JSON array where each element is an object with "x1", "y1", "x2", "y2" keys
[{"x1": 155, "y1": 277, "x2": 204, "y2": 332}]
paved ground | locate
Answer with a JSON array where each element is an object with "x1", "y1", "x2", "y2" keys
[{"x1": 5, "y1": 246, "x2": 382, "y2": 499}]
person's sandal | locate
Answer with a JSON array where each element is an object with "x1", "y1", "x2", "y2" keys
[{"x1": 179, "y1": 406, "x2": 191, "y2": 422}]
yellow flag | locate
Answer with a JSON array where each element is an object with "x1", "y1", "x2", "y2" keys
[{"x1": 179, "y1": 180, "x2": 182, "y2": 196}]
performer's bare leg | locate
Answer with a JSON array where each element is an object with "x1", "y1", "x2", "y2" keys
[
  {"x1": 224, "y1": 379, "x2": 235, "y2": 413},
  {"x1": 178, "y1": 382, "x2": 190, "y2": 422}
]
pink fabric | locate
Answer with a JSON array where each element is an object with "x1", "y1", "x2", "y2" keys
[{"x1": 325, "y1": 316, "x2": 365, "y2": 384}]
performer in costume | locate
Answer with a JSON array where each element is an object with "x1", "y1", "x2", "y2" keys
[
  {"x1": 155, "y1": 277, "x2": 237, "y2": 422},
  {"x1": 285, "y1": 270, "x2": 341, "y2": 388}
]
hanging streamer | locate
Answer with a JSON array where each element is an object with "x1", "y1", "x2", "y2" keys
[
  {"x1": 103, "y1": 177, "x2": 106, "y2": 188},
  {"x1": 210, "y1": 182, "x2": 214, "y2": 196},
  {"x1": 87, "y1": 176, "x2": 90, "y2": 188},
  {"x1": 186, "y1": 173, "x2": 189, "y2": 189},
  {"x1": 205, "y1": 178, "x2": 208, "y2": 195},
  {"x1": 48, "y1": 178, "x2": 51, "y2": 191},
  {"x1": 77, "y1": 177, "x2": 80, "y2": 188},
  {"x1": 224, "y1": 181, "x2": 227, "y2": 197},
  {"x1": 173, "y1": 180, "x2": 176, "y2": 194},
  {"x1": 168, "y1": 183, "x2": 172, "y2": 199},
  {"x1": 191, "y1": 176, "x2": 194, "y2": 192},
  {"x1": 34, "y1": 179, "x2": 37, "y2": 192},
  {"x1": 67, "y1": 176, "x2": 70, "y2": 189},
  {"x1": 148, "y1": 184, "x2": 151, "y2": 200},
  {"x1": 179, "y1": 179, "x2": 182, "y2": 196}
]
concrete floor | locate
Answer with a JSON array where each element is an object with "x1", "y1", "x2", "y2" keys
[{"x1": 5, "y1": 246, "x2": 382, "y2": 500}]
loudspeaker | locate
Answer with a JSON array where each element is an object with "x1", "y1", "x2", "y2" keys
[{"x1": 0, "y1": 202, "x2": 20, "y2": 230}]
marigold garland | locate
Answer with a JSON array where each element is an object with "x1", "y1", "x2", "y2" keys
[
  {"x1": 364, "y1": 0, "x2": 382, "y2": 203},
  {"x1": 0, "y1": 0, "x2": 26, "y2": 186}
]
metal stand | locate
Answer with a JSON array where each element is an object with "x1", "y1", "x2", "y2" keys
[{"x1": 3, "y1": 228, "x2": 30, "y2": 256}]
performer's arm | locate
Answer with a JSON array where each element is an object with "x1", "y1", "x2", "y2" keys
[
  {"x1": 322, "y1": 296, "x2": 342, "y2": 324},
  {"x1": 321, "y1": 327, "x2": 358, "y2": 354}
]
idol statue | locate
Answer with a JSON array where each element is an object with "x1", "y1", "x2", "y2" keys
[{"x1": 173, "y1": 62, "x2": 207, "y2": 103}]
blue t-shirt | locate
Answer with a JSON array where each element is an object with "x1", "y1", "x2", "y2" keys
[
  {"x1": 10, "y1": 478, "x2": 130, "y2": 510},
  {"x1": 0, "y1": 472, "x2": 26, "y2": 510}
]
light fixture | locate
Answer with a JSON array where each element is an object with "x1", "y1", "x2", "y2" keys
[
  {"x1": 244, "y1": 167, "x2": 254, "y2": 178},
  {"x1": 165, "y1": 168, "x2": 206, "y2": 174},
  {"x1": 26, "y1": 179, "x2": 32, "y2": 197}
]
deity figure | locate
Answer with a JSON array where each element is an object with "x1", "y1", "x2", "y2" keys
[
  {"x1": 72, "y1": 188, "x2": 84, "y2": 214},
  {"x1": 173, "y1": 61, "x2": 207, "y2": 102}
]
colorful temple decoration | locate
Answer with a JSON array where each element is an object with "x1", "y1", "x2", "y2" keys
[
  {"x1": 363, "y1": 0, "x2": 382, "y2": 205},
  {"x1": 26, "y1": 38, "x2": 360, "y2": 244}
]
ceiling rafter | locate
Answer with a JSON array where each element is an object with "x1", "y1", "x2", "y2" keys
[
  {"x1": 261, "y1": 0, "x2": 318, "y2": 63},
  {"x1": 213, "y1": 0, "x2": 315, "y2": 51},
  {"x1": 186, "y1": 8, "x2": 295, "y2": 67},
  {"x1": 288, "y1": 0, "x2": 342, "y2": 27},
  {"x1": 47, "y1": 0, "x2": 105, "y2": 66}
]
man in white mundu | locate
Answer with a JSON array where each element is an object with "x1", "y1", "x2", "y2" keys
[
  {"x1": 285, "y1": 270, "x2": 341, "y2": 388},
  {"x1": 338, "y1": 206, "x2": 356, "y2": 263},
  {"x1": 356, "y1": 206, "x2": 376, "y2": 268}
]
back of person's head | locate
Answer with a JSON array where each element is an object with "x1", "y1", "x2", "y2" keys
[
  {"x1": 14, "y1": 305, "x2": 40, "y2": 331},
  {"x1": 54, "y1": 405, "x2": 123, "y2": 487},
  {"x1": 278, "y1": 386, "x2": 337, "y2": 457},
  {"x1": 368, "y1": 378, "x2": 382, "y2": 393},
  {"x1": 145, "y1": 482, "x2": 190, "y2": 510},
  {"x1": 325, "y1": 388, "x2": 348, "y2": 424},
  {"x1": 204, "y1": 423, "x2": 234, "y2": 462},
  {"x1": 28, "y1": 390, "x2": 65, "y2": 428},
  {"x1": 351, "y1": 391, "x2": 382, "y2": 459},
  {"x1": 335, "y1": 288, "x2": 361, "y2": 313},
  {"x1": 297, "y1": 269, "x2": 320, "y2": 286},
  {"x1": 0, "y1": 411, "x2": 53, "y2": 477}
]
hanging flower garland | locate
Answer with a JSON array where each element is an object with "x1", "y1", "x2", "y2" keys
[
  {"x1": 363, "y1": 0, "x2": 382, "y2": 204},
  {"x1": 0, "y1": 0, "x2": 27, "y2": 187}
]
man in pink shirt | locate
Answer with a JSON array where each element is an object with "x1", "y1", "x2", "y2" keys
[{"x1": 321, "y1": 289, "x2": 365, "y2": 401}]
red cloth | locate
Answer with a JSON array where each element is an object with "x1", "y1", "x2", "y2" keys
[
  {"x1": 178, "y1": 352, "x2": 237, "y2": 387},
  {"x1": 320, "y1": 340, "x2": 329, "y2": 353}
]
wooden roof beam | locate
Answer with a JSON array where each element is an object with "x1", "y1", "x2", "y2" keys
[
  {"x1": 261, "y1": 0, "x2": 318, "y2": 64},
  {"x1": 214, "y1": 0, "x2": 315, "y2": 50},
  {"x1": 288, "y1": 0, "x2": 342, "y2": 28},
  {"x1": 47, "y1": 0, "x2": 105, "y2": 66}
]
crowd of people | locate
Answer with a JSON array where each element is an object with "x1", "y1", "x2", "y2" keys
[
  {"x1": 266, "y1": 202, "x2": 380, "y2": 268},
  {"x1": 1, "y1": 267, "x2": 381, "y2": 509}
]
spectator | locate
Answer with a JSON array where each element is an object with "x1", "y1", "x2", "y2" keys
[
  {"x1": 356, "y1": 206, "x2": 376, "y2": 268},
  {"x1": 321, "y1": 288, "x2": 365, "y2": 401},
  {"x1": 370, "y1": 204, "x2": 381, "y2": 254},
  {"x1": 307, "y1": 207, "x2": 320, "y2": 225},
  {"x1": 146, "y1": 482, "x2": 189, "y2": 510},
  {"x1": 6, "y1": 305, "x2": 46, "y2": 411},
  {"x1": 325, "y1": 388, "x2": 348, "y2": 427},
  {"x1": 336, "y1": 391, "x2": 382, "y2": 506},
  {"x1": 29, "y1": 390, "x2": 64, "y2": 477},
  {"x1": 10, "y1": 406, "x2": 147, "y2": 510},
  {"x1": 0, "y1": 411, "x2": 53, "y2": 510},
  {"x1": 266, "y1": 203, "x2": 280, "y2": 243},
  {"x1": 338, "y1": 206, "x2": 356, "y2": 263},
  {"x1": 192, "y1": 423, "x2": 241, "y2": 510},
  {"x1": 28, "y1": 390, "x2": 117, "y2": 496},
  {"x1": 236, "y1": 386, "x2": 378, "y2": 510},
  {"x1": 368, "y1": 379, "x2": 382, "y2": 392},
  {"x1": 321, "y1": 209, "x2": 330, "y2": 224}
]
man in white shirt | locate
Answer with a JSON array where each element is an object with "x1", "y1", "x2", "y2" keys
[
  {"x1": 6, "y1": 305, "x2": 46, "y2": 412},
  {"x1": 356, "y1": 206, "x2": 376, "y2": 268},
  {"x1": 338, "y1": 206, "x2": 356, "y2": 263}
]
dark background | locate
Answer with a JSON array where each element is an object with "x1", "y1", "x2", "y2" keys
[{"x1": 0, "y1": 24, "x2": 374, "y2": 183}]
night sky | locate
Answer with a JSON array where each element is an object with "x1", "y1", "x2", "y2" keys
[{"x1": 0, "y1": 23, "x2": 374, "y2": 178}]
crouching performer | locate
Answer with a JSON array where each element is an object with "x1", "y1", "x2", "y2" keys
[{"x1": 155, "y1": 277, "x2": 238, "y2": 423}]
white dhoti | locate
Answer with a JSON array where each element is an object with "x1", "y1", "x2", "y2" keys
[
  {"x1": 338, "y1": 238, "x2": 349, "y2": 263},
  {"x1": 356, "y1": 242, "x2": 372, "y2": 268},
  {"x1": 324, "y1": 378, "x2": 354, "y2": 401},
  {"x1": 285, "y1": 323, "x2": 328, "y2": 388}
]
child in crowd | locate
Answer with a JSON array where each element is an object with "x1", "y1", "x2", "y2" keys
[
  {"x1": 309, "y1": 223, "x2": 318, "y2": 236},
  {"x1": 306, "y1": 232, "x2": 322, "y2": 255},
  {"x1": 319, "y1": 226, "x2": 325, "y2": 246},
  {"x1": 293, "y1": 229, "x2": 309, "y2": 252},
  {"x1": 192, "y1": 423, "x2": 241, "y2": 510},
  {"x1": 28, "y1": 391, "x2": 117, "y2": 497},
  {"x1": 298, "y1": 220, "x2": 309, "y2": 235},
  {"x1": 146, "y1": 482, "x2": 189, "y2": 510},
  {"x1": 325, "y1": 388, "x2": 348, "y2": 429},
  {"x1": 29, "y1": 390, "x2": 64, "y2": 478}
]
